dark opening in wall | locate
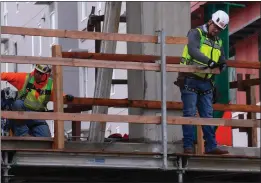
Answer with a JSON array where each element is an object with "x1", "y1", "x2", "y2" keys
[
  {"x1": 14, "y1": 42, "x2": 17, "y2": 55},
  {"x1": 14, "y1": 42, "x2": 18, "y2": 72}
]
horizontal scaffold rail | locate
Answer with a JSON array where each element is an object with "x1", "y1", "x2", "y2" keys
[
  {"x1": 1, "y1": 26, "x2": 187, "y2": 44},
  {"x1": 1, "y1": 111, "x2": 260, "y2": 128},
  {"x1": 0, "y1": 55, "x2": 219, "y2": 74},
  {"x1": 62, "y1": 52, "x2": 261, "y2": 69},
  {"x1": 64, "y1": 97, "x2": 261, "y2": 113},
  {"x1": 230, "y1": 78, "x2": 260, "y2": 88}
]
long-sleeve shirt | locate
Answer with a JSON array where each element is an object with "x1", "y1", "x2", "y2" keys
[
  {"x1": 187, "y1": 24, "x2": 226, "y2": 65},
  {"x1": 1, "y1": 72, "x2": 56, "y2": 101}
]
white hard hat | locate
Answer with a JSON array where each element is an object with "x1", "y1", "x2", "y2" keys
[
  {"x1": 35, "y1": 64, "x2": 51, "y2": 74},
  {"x1": 211, "y1": 10, "x2": 229, "y2": 30}
]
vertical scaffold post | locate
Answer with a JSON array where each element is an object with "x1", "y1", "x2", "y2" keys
[
  {"x1": 159, "y1": 29, "x2": 168, "y2": 170},
  {"x1": 178, "y1": 157, "x2": 183, "y2": 183},
  {"x1": 3, "y1": 151, "x2": 10, "y2": 183}
]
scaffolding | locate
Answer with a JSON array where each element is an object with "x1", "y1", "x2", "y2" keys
[{"x1": 1, "y1": 25, "x2": 260, "y2": 183}]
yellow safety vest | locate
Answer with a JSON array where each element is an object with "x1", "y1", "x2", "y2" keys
[
  {"x1": 17, "y1": 74, "x2": 53, "y2": 111},
  {"x1": 180, "y1": 28, "x2": 223, "y2": 79}
]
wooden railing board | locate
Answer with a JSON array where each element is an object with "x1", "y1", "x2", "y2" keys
[
  {"x1": 61, "y1": 52, "x2": 261, "y2": 69},
  {"x1": 0, "y1": 55, "x2": 220, "y2": 74},
  {"x1": 1, "y1": 111, "x2": 260, "y2": 128},
  {"x1": 1, "y1": 26, "x2": 188, "y2": 44}
]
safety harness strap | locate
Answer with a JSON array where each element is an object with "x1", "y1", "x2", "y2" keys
[
  {"x1": 183, "y1": 76, "x2": 215, "y2": 96},
  {"x1": 184, "y1": 85, "x2": 214, "y2": 96}
]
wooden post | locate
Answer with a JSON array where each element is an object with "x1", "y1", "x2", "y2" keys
[
  {"x1": 236, "y1": 73, "x2": 245, "y2": 91},
  {"x1": 72, "y1": 121, "x2": 81, "y2": 141},
  {"x1": 52, "y1": 45, "x2": 65, "y2": 149},
  {"x1": 245, "y1": 74, "x2": 257, "y2": 147},
  {"x1": 196, "y1": 126, "x2": 204, "y2": 154},
  {"x1": 196, "y1": 111, "x2": 204, "y2": 155},
  {"x1": 236, "y1": 73, "x2": 247, "y2": 132}
]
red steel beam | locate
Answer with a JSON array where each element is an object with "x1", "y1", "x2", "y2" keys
[
  {"x1": 191, "y1": 2, "x2": 261, "y2": 35},
  {"x1": 191, "y1": 2, "x2": 207, "y2": 13},
  {"x1": 229, "y1": 2, "x2": 261, "y2": 34}
]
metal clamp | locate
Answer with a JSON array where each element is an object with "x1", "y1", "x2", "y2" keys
[
  {"x1": 155, "y1": 30, "x2": 161, "y2": 44},
  {"x1": 175, "y1": 156, "x2": 186, "y2": 183}
]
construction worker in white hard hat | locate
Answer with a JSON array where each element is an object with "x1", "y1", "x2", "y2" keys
[
  {"x1": 174, "y1": 10, "x2": 229, "y2": 155},
  {"x1": 1, "y1": 64, "x2": 74, "y2": 137}
]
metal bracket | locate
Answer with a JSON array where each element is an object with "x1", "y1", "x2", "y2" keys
[
  {"x1": 155, "y1": 30, "x2": 161, "y2": 44},
  {"x1": 1, "y1": 151, "x2": 13, "y2": 183},
  {"x1": 155, "y1": 60, "x2": 161, "y2": 64}
]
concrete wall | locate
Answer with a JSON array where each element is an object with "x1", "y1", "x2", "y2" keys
[
  {"x1": 56, "y1": 2, "x2": 80, "y2": 132},
  {"x1": 126, "y1": 2, "x2": 191, "y2": 142},
  {"x1": 78, "y1": 2, "x2": 128, "y2": 136}
]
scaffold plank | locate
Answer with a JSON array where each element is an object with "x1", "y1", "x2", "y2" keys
[
  {"x1": 1, "y1": 26, "x2": 188, "y2": 44},
  {"x1": 2, "y1": 139, "x2": 260, "y2": 158},
  {"x1": 2, "y1": 148, "x2": 259, "y2": 159},
  {"x1": 1, "y1": 136, "x2": 53, "y2": 149},
  {"x1": 1, "y1": 111, "x2": 260, "y2": 128},
  {"x1": 0, "y1": 55, "x2": 219, "y2": 74},
  {"x1": 1, "y1": 136, "x2": 53, "y2": 142},
  {"x1": 7, "y1": 151, "x2": 261, "y2": 172},
  {"x1": 172, "y1": 153, "x2": 260, "y2": 159}
]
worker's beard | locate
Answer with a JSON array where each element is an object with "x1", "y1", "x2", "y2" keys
[{"x1": 35, "y1": 74, "x2": 48, "y2": 84}]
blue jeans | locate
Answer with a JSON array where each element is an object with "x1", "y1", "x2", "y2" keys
[
  {"x1": 11, "y1": 100, "x2": 51, "y2": 137},
  {"x1": 181, "y1": 77, "x2": 217, "y2": 153}
]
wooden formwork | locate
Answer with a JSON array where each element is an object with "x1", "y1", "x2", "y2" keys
[{"x1": 1, "y1": 26, "x2": 260, "y2": 155}]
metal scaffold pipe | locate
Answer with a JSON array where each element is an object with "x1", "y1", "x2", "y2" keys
[{"x1": 159, "y1": 30, "x2": 168, "y2": 170}]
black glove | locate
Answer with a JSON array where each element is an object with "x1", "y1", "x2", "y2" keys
[
  {"x1": 208, "y1": 59, "x2": 218, "y2": 69},
  {"x1": 65, "y1": 94, "x2": 74, "y2": 102},
  {"x1": 219, "y1": 63, "x2": 227, "y2": 72}
]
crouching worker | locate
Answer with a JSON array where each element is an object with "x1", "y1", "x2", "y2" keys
[{"x1": 1, "y1": 64, "x2": 74, "y2": 137}]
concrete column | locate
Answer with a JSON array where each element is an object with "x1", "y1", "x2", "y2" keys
[{"x1": 126, "y1": 2, "x2": 191, "y2": 142}]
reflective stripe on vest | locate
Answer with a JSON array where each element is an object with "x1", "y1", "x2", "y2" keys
[
  {"x1": 17, "y1": 74, "x2": 53, "y2": 111},
  {"x1": 180, "y1": 28, "x2": 222, "y2": 79}
]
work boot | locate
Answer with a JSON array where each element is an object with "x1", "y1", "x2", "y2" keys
[{"x1": 205, "y1": 148, "x2": 229, "y2": 155}]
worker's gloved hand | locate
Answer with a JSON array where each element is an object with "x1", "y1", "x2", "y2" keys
[
  {"x1": 219, "y1": 63, "x2": 227, "y2": 72},
  {"x1": 207, "y1": 59, "x2": 218, "y2": 69},
  {"x1": 65, "y1": 94, "x2": 74, "y2": 102}
]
